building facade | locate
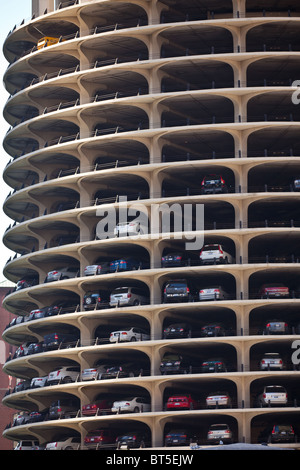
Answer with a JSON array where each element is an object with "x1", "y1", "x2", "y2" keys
[{"x1": 2, "y1": 0, "x2": 300, "y2": 449}]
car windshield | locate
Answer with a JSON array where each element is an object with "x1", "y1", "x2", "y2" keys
[
  {"x1": 163, "y1": 354, "x2": 180, "y2": 360},
  {"x1": 265, "y1": 386, "x2": 286, "y2": 393},
  {"x1": 202, "y1": 245, "x2": 219, "y2": 250},
  {"x1": 112, "y1": 288, "x2": 128, "y2": 294},
  {"x1": 167, "y1": 282, "x2": 187, "y2": 287},
  {"x1": 210, "y1": 424, "x2": 228, "y2": 430}
]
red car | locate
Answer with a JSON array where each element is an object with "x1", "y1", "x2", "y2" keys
[
  {"x1": 259, "y1": 283, "x2": 290, "y2": 299},
  {"x1": 84, "y1": 429, "x2": 116, "y2": 448},
  {"x1": 81, "y1": 400, "x2": 112, "y2": 416},
  {"x1": 166, "y1": 394, "x2": 200, "y2": 411}
]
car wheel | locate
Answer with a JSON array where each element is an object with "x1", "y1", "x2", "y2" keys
[
  {"x1": 133, "y1": 299, "x2": 140, "y2": 306},
  {"x1": 129, "y1": 372, "x2": 134, "y2": 377},
  {"x1": 130, "y1": 336, "x2": 136, "y2": 341},
  {"x1": 65, "y1": 446, "x2": 74, "y2": 450},
  {"x1": 133, "y1": 407, "x2": 140, "y2": 413},
  {"x1": 140, "y1": 441, "x2": 145, "y2": 448},
  {"x1": 62, "y1": 376, "x2": 72, "y2": 384}
]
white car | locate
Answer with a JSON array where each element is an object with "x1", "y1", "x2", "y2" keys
[
  {"x1": 30, "y1": 376, "x2": 48, "y2": 388},
  {"x1": 81, "y1": 365, "x2": 108, "y2": 381},
  {"x1": 112, "y1": 396, "x2": 151, "y2": 413},
  {"x1": 199, "y1": 286, "x2": 230, "y2": 301},
  {"x1": 257, "y1": 385, "x2": 288, "y2": 407},
  {"x1": 207, "y1": 424, "x2": 233, "y2": 444},
  {"x1": 47, "y1": 366, "x2": 80, "y2": 385},
  {"x1": 114, "y1": 221, "x2": 148, "y2": 237},
  {"x1": 45, "y1": 436, "x2": 81, "y2": 450},
  {"x1": 83, "y1": 262, "x2": 110, "y2": 276},
  {"x1": 14, "y1": 440, "x2": 39, "y2": 450},
  {"x1": 206, "y1": 391, "x2": 232, "y2": 409},
  {"x1": 199, "y1": 244, "x2": 234, "y2": 265},
  {"x1": 109, "y1": 327, "x2": 150, "y2": 343}
]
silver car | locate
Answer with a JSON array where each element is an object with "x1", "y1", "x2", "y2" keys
[
  {"x1": 84, "y1": 262, "x2": 110, "y2": 276},
  {"x1": 207, "y1": 424, "x2": 233, "y2": 444},
  {"x1": 30, "y1": 376, "x2": 48, "y2": 388},
  {"x1": 260, "y1": 352, "x2": 284, "y2": 370},
  {"x1": 199, "y1": 286, "x2": 230, "y2": 301},
  {"x1": 112, "y1": 396, "x2": 151, "y2": 414},
  {"x1": 114, "y1": 221, "x2": 148, "y2": 237},
  {"x1": 110, "y1": 286, "x2": 149, "y2": 307},
  {"x1": 46, "y1": 267, "x2": 78, "y2": 282},
  {"x1": 81, "y1": 365, "x2": 108, "y2": 381},
  {"x1": 206, "y1": 391, "x2": 232, "y2": 409}
]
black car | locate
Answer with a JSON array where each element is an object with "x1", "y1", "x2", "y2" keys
[
  {"x1": 42, "y1": 331, "x2": 79, "y2": 351},
  {"x1": 200, "y1": 174, "x2": 228, "y2": 194},
  {"x1": 163, "y1": 279, "x2": 194, "y2": 303},
  {"x1": 27, "y1": 342, "x2": 43, "y2": 355},
  {"x1": 83, "y1": 291, "x2": 110, "y2": 310},
  {"x1": 46, "y1": 301, "x2": 75, "y2": 317},
  {"x1": 200, "y1": 324, "x2": 226, "y2": 337},
  {"x1": 101, "y1": 365, "x2": 135, "y2": 380},
  {"x1": 14, "y1": 380, "x2": 31, "y2": 393},
  {"x1": 165, "y1": 429, "x2": 200, "y2": 447},
  {"x1": 160, "y1": 353, "x2": 192, "y2": 375},
  {"x1": 161, "y1": 252, "x2": 192, "y2": 268},
  {"x1": 116, "y1": 431, "x2": 151, "y2": 449},
  {"x1": 163, "y1": 323, "x2": 192, "y2": 339},
  {"x1": 27, "y1": 409, "x2": 49, "y2": 423}
]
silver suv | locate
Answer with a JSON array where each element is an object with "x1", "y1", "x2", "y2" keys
[
  {"x1": 110, "y1": 286, "x2": 149, "y2": 307},
  {"x1": 207, "y1": 424, "x2": 233, "y2": 444},
  {"x1": 257, "y1": 385, "x2": 288, "y2": 407}
]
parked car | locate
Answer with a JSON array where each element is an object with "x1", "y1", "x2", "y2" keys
[
  {"x1": 163, "y1": 279, "x2": 194, "y2": 303},
  {"x1": 14, "y1": 439, "x2": 40, "y2": 450},
  {"x1": 163, "y1": 323, "x2": 192, "y2": 339},
  {"x1": 27, "y1": 342, "x2": 43, "y2": 355},
  {"x1": 201, "y1": 358, "x2": 227, "y2": 373},
  {"x1": 42, "y1": 331, "x2": 79, "y2": 351},
  {"x1": 112, "y1": 397, "x2": 151, "y2": 414},
  {"x1": 160, "y1": 353, "x2": 191, "y2": 375},
  {"x1": 110, "y1": 258, "x2": 142, "y2": 272},
  {"x1": 83, "y1": 291, "x2": 110, "y2": 310},
  {"x1": 161, "y1": 252, "x2": 193, "y2": 268},
  {"x1": 258, "y1": 424, "x2": 296, "y2": 443},
  {"x1": 259, "y1": 352, "x2": 284, "y2": 371},
  {"x1": 46, "y1": 301, "x2": 74, "y2": 317},
  {"x1": 84, "y1": 262, "x2": 110, "y2": 276},
  {"x1": 200, "y1": 174, "x2": 228, "y2": 194},
  {"x1": 81, "y1": 365, "x2": 108, "y2": 381},
  {"x1": 28, "y1": 409, "x2": 49, "y2": 423},
  {"x1": 100, "y1": 365, "x2": 135, "y2": 380},
  {"x1": 46, "y1": 267, "x2": 78, "y2": 282},
  {"x1": 14, "y1": 380, "x2": 31, "y2": 393},
  {"x1": 16, "y1": 276, "x2": 38, "y2": 291},
  {"x1": 28, "y1": 307, "x2": 48, "y2": 321},
  {"x1": 30, "y1": 376, "x2": 48, "y2": 388},
  {"x1": 200, "y1": 324, "x2": 226, "y2": 337},
  {"x1": 292, "y1": 178, "x2": 300, "y2": 191},
  {"x1": 49, "y1": 398, "x2": 79, "y2": 419},
  {"x1": 199, "y1": 244, "x2": 234, "y2": 265},
  {"x1": 257, "y1": 385, "x2": 288, "y2": 407},
  {"x1": 199, "y1": 286, "x2": 230, "y2": 301},
  {"x1": 47, "y1": 366, "x2": 80, "y2": 385},
  {"x1": 259, "y1": 283, "x2": 290, "y2": 298},
  {"x1": 13, "y1": 412, "x2": 30, "y2": 426},
  {"x1": 109, "y1": 286, "x2": 149, "y2": 307},
  {"x1": 45, "y1": 436, "x2": 81, "y2": 450},
  {"x1": 116, "y1": 431, "x2": 151, "y2": 449},
  {"x1": 206, "y1": 391, "x2": 232, "y2": 409},
  {"x1": 14, "y1": 341, "x2": 35, "y2": 358},
  {"x1": 114, "y1": 220, "x2": 147, "y2": 237},
  {"x1": 84, "y1": 429, "x2": 117, "y2": 448},
  {"x1": 82, "y1": 399, "x2": 113, "y2": 416},
  {"x1": 263, "y1": 320, "x2": 289, "y2": 335},
  {"x1": 109, "y1": 327, "x2": 150, "y2": 343},
  {"x1": 165, "y1": 429, "x2": 199, "y2": 447},
  {"x1": 165, "y1": 394, "x2": 200, "y2": 411},
  {"x1": 207, "y1": 424, "x2": 233, "y2": 444}
]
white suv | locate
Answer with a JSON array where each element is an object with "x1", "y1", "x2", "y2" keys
[
  {"x1": 46, "y1": 267, "x2": 78, "y2": 282},
  {"x1": 257, "y1": 385, "x2": 288, "y2": 407},
  {"x1": 207, "y1": 424, "x2": 233, "y2": 444},
  {"x1": 47, "y1": 366, "x2": 80, "y2": 385},
  {"x1": 199, "y1": 244, "x2": 234, "y2": 265},
  {"x1": 109, "y1": 327, "x2": 150, "y2": 343}
]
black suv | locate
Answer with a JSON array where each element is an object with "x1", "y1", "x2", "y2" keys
[
  {"x1": 200, "y1": 174, "x2": 228, "y2": 194},
  {"x1": 163, "y1": 279, "x2": 194, "y2": 303},
  {"x1": 163, "y1": 323, "x2": 192, "y2": 339},
  {"x1": 83, "y1": 291, "x2": 110, "y2": 310}
]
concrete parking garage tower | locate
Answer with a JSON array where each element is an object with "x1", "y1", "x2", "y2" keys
[{"x1": 2, "y1": 0, "x2": 300, "y2": 449}]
